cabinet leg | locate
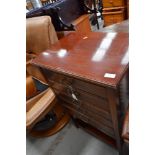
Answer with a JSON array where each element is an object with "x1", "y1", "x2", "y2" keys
[
  {"x1": 72, "y1": 118, "x2": 80, "y2": 128},
  {"x1": 121, "y1": 143, "x2": 129, "y2": 155}
]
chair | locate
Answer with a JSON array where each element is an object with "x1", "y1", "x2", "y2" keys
[
  {"x1": 26, "y1": 15, "x2": 58, "y2": 55},
  {"x1": 26, "y1": 0, "x2": 92, "y2": 33},
  {"x1": 26, "y1": 15, "x2": 58, "y2": 83},
  {"x1": 26, "y1": 75, "x2": 70, "y2": 137},
  {"x1": 26, "y1": 16, "x2": 70, "y2": 137},
  {"x1": 26, "y1": 76, "x2": 55, "y2": 130}
]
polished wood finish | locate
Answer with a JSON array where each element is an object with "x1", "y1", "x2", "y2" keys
[
  {"x1": 56, "y1": 31, "x2": 75, "y2": 40},
  {"x1": 31, "y1": 31, "x2": 129, "y2": 153},
  {"x1": 32, "y1": 32, "x2": 128, "y2": 88}
]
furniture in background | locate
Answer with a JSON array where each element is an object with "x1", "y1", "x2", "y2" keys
[
  {"x1": 31, "y1": 31, "x2": 129, "y2": 154},
  {"x1": 26, "y1": 16, "x2": 58, "y2": 55},
  {"x1": 85, "y1": 0, "x2": 102, "y2": 29},
  {"x1": 26, "y1": 16, "x2": 70, "y2": 137},
  {"x1": 102, "y1": 0, "x2": 126, "y2": 26},
  {"x1": 26, "y1": 0, "x2": 91, "y2": 34},
  {"x1": 26, "y1": 15, "x2": 58, "y2": 81},
  {"x1": 26, "y1": 74, "x2": 70, "y2": 137}
]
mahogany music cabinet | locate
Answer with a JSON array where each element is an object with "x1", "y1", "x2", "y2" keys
[{"x1": 31, "y1": 32, "x2": 129, "y2": 154}]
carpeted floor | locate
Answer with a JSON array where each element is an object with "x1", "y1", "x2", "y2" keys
[{"x1": 26, "y1": 121, "x2": 118, "y2": 155}]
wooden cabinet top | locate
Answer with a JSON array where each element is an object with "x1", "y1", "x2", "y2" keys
[{"x1": 32, "y1": 32, "x2": 129, "y2": 88}]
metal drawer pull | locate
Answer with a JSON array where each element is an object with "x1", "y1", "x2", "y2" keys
[
  {"x1": 67, "y1": 86, "x2": 79, "y2": 101},
  {"x1": 71, "y1": 93, "x2": 78, "y2": 101}
]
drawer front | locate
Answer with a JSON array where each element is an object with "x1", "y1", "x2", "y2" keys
[
  {"x1": 49, "y1": 81, "x2": 109, "y2": 112},
  {"x1": 103, "y1": 12, "x2": 124, "y2": 26},
  {"x1": 104, "y1": 15, "x2": 115, "y2": 26},
  {"x1": 103, "y1": 0, "x2": 124, "y2": 8},
  {"x1": 82, "y1": 102, "x2": 111, "y2": 121},
  {"x1": 65, "y1": 106, "x2": 115, "y2": 138},
  {"x1": 43, "y1": 70, "x2": 73, "y2": 85},
  {"x1": 43, "y1": 69, "x2": 107, "y2": 98},
  {"x1": 59, "y1": 95, "x2": 113, "y2": 128},
  {"x1": 113, "y1": 13, "x2": 124, "y2": 23},
  {"x1": 58, "y1": 92, "x2": 112, "y2": 121},
  {"x1": 56, "y1": 94, "x2": 113, "y2": 132},
  {"x1": 43, "y1": 69, "x2": 115, "y2": 137},
  {"x1": 80, "y1": 107, "x2": 113, "y2": 128},
  {"x1": 72, "y1": 79, "x2": 106, "y2": 98}
]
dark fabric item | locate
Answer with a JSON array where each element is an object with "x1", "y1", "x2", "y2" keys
[
  {"x1": 26, "y1": 78, "x2": 48, "y2": 101},
  {"x1": 33, "y1": 78, "x2": 48, "y2": 92},
  {"x1": 32, "y1": 112, "x2": 57, "y2": 131}
]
